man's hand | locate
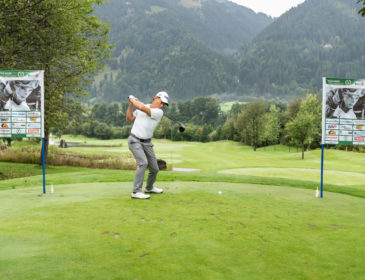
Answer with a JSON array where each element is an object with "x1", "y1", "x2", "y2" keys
[{"x1": 128, "y1": 96, "x2": 151, "y2": 116}]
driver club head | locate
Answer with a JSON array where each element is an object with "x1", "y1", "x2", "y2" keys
[{"x1": 179, "y1": 124, "x2": 185, "y2": 133}]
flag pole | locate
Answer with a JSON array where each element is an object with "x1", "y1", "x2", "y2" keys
[
  {"x1": 42, "y1": 137, "x2": 46, "y2": 194},
  {"x1": 320, "y1": 144, "x2": 324, "y2": 198}
]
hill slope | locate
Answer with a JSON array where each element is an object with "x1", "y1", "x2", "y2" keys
[
  {"x1": 89, "y1": 0, "x2": 272, "y2": 103},
  {"x1": 238, "y1": 0, "x2": 365, "y2": 99}
]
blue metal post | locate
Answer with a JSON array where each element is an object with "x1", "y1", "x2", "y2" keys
[
  {"x1": 320, "y1": 144, "x2": 324, "y2": 198},
  {"x1": 42, "y1": 137, "x2": 46, "y2": 194}
]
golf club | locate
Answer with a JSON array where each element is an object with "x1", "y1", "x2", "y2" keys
[{"x1": 164, "y1": 114, "x2": 185, "y2": 133}]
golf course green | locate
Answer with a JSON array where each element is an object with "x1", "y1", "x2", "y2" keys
[{"x1": 1, "y1": 138, "x2": 364, "y2": 279}]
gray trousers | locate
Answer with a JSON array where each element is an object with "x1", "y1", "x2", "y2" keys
[{"x1": 128, "y1": 135, "x2": 159, "y2": 193}]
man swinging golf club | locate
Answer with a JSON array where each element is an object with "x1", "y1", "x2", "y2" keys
[{"x1": 126, "y1": 91, "x2": 169, "y2": 199}]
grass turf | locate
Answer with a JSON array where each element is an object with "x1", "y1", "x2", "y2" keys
[{"x1": 1, "y1": 182, "x2": 364, "y2": 280}]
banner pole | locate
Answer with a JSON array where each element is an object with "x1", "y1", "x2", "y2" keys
[
  {"x1": 42, "y1": 137, "x2": 46, "y2": 194},
  {"x1": 320, "y1": 144, "x2": 324, "y2": 198}
]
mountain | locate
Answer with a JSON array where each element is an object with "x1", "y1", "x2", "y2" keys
[
  {"x1": 88, "y1": 0, "x2": 273, "y2": 103},
  {"x1": 238, "y1": 0, "x2": 365, "y2": 99}
]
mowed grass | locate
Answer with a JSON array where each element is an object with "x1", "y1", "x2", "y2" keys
[
  {"x1": 2, "y1": 138, "x2": 365, "y2": 197},
  {"x1": 1, "y1": 182, "x2": 364, "y2": 280}
]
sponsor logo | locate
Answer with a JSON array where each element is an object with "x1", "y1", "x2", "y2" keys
[
  {"x1": 27, "y1": 117, "x2": 40, "y2": 122},
  {"x1": 27, "y1": 134, "x2": 40, "y2": 138},
  {"x1": 326, "y1": 119, "x2": 339, "y2": 124},
  {"x1": 340, "y1": 120, "x2": 353, "y2": 124},
  {"x1": 353, "y1": 142, "x2": 365, "y2": 145},
  {"x1": 0, "y1": 112, "x2": 11, "y2": 116},
  {"x1": 13, "y1": 117, "x2": 26, "y2": 122},
  {"x1": 0, "y1": 129, "x2": 11, "y2": 134},
  {"x1": 353, "y1": 120, "x2": 365, "y2": 125},
  {"x1": 326, "y1": 124, "x2": 338, "y2": 129},
  {"x1": 27, "y1": 123, "x2": 41, "y2": 128},
  {"x1": 327, "y1": 130, "x2": 337, "y2": 135},
  {"x1": 12, "y1": 123, "x2": 26, "y2": 128},
  {"x1": 355, "y1": 125, "x2": 364, "y2": 130},
  {"x1": 340, "y1": 125, "x2": 353, "y2": 130},
  {"x1": 27, "y1": 111, "x2": 41, "y2": 117},
  {"x1": 325, "y1": 140, "x2": 339, "y2": 144},
  {"x1": 0, "y1": 118, "x2": 10, "y2": 122},
  {"x1": 354, "y1": 131, "x2": 365, "y2": 136},
  {"x1": 340, "y1": 130, "x2": 353, "y2": 136},
  {"x1": 27, "y1": 129, "x2": 40, "y2": 134},
  {"x1": 339, "y1": 136, "x2": 353, "y2": 141},
  {"x1": 11, "y1": 112, "x2": 26, "y2": 117},
  {"x1": 325, "y1": 136, "x2": 338, "y2": 140},
  {"x1": 1, "y1": 123, "x2": 10, "y2": 128},
  {"x1": 12, "y1": 129, "x2": 26, "y2": 134},
  {"x1": 354, "y1": 137, "x2": 365, "y2": 141}
]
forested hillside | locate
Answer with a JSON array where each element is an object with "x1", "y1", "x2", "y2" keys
[
  {"x1": 89, "y1": 0, "x2": 365, "y2": 104},
  {"x1": 88, "y1": 0, "x2": 272, "y2": 103},
  {"x1": 238, "y1": 0, "x2": 365, "y2": 99}
]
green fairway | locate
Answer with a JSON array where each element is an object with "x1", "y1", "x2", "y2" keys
[
  {"x1": 1, "y1": 139, "x2": 365, "y2": 279},
  {"x1": 1, "y1": 182, "x2": 364, "y2": 280}
]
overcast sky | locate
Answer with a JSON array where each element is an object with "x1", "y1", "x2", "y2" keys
[{"x1": 228, "y1": 0, "x2": 305, "y2": 17}]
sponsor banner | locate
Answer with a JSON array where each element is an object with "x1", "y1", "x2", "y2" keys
[
  {"x1": 322, "y1": 77, "x2": 365, "y2": 145},
  {"x1": 0, "y1": 129, "x2": 11, "y2": 134},
  {"x1": 353, "y1": 131, "x2": 365, "y2": 136},
  {"x1": 0, "y1": 70, "x2": 44, "y2": 138},
  {"x1": 12, "y1": 123, "x2": 26, "y2": 128},
  {"x1": 326, "y1": 124, "x2": 338, "y2": 129},
  {"x1": 339, "y1": 130, "x2": 353, "y2": 136},
  {"x1": 27, "y1": 123, "x2": 41, "y2": 128},
  {"x1": 325, "y1": 136, "x2": 338, "y2": 141},
  {"x1": 354, "y1": 125, "x2": 365, "y2": 131},
  {"x1": 326, "y1": 141, "x2": 339, "y2": 144},
  {"x1": 339, "y1": 125, "x2": 353, "y2": 130},
  {"x1": 354, "y1": 142, "x2": 365, "y2": 145},
  {"x1": 11, "y1": 112, "x2": 26, "y2": 117},
  {"x1": 0, "y1": 70, "x2": 36, "y2": 77},
  {"x1": 12, "y1": 117, "x2": 26, "y2": 123},
  {"x1": 12, "y1": 129, "x2": 26, "y2": 134},
  {"x1": 27, "y1": 111, "x2": 41, "y2": 117},
  {"x1": 339, "y1": 119, "x2": 353, "y2": 125},
  {"x1": 353, "y1": 120, "x2": 365, "y2": 125},
  {"x1": 1, "y1": 123, "x2": 10, "y2": 128},
  {"x1": 326, "y1": 130, "x2": 338, "y2": 135},
  {"x1": 27, "y1": 117, "x2": 40, "y2": 122},
  {"x1": 339, "y1": 136, "x2": 353, "y2": 142},
  {"x1": 26, "y1": 134, "x2": 40, "y2": 138},
  {"x1": 27, "y1": 129, "x2": 40, "y2": 134},
  {"x1": 326, "y1": 119, "x2": 339, "y2": 124}
]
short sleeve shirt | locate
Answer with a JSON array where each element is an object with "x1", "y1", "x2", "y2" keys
[{"x1": 131, "y1": 104, "x2": 163, "y2": 139}]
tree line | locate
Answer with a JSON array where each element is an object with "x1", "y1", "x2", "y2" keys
[{"x1": 62, "y1": 94, "x2": 327, "y2": 159}]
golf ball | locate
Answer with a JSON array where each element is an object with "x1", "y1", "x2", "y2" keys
[{"x1": 218, "y1": 191, "x2": 222, "y2": 195}]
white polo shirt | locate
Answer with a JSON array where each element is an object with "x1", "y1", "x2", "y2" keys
[{"x1": 131, "y1": 104, "x2": 163, "y2": 139}]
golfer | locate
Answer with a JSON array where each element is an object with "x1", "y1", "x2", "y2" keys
[
  {"x1": 329, "y1": 89, "x2": 363, "y2": 119},
  {"x1": 126, "y1": 91, "x2": 169, "y2": 199}
]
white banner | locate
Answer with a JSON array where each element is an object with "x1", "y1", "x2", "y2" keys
[
  {"x1": 0, "y1": 70, "x2": 44, "y2": 138},
  {"x1": 322, "y1": 77, "x2": 365, "y2": 145}
]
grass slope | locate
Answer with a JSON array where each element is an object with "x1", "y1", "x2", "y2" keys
[{"x1": 1, "y1": 182, "x2": 364, "y2": 280}]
